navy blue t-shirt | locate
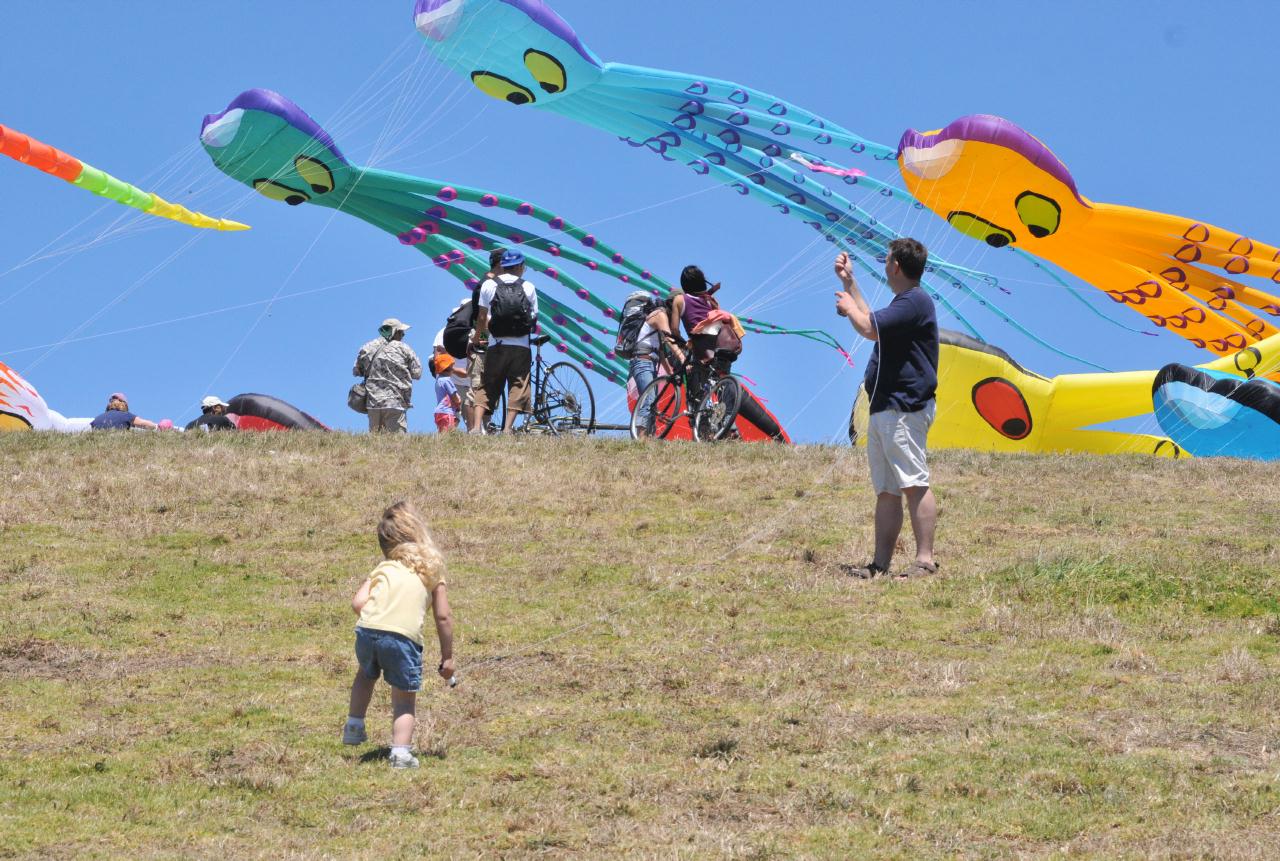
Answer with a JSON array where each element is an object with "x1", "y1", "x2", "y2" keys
[
  {"x1": 863, "y1": 286, "x2": 939, "y2": 414},
  {"x1": 90, "y1": 410, "x2": 137, "y2": 430}
]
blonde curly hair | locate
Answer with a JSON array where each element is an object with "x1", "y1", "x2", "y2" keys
[{"x1": 377, "y1": 501, "x2": 446, "y2": 590}]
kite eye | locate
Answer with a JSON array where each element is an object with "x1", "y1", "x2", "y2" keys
[
  {"x1": 1015, "y1": 191, "x2": 1061, "y2": 238},
  {"x1": 947, "y1": 211, "x2": 1015, "y2": 248},
  {"x1": 294, "y1": 156, "x2": 334, "y2": 195},
  {"x1": 971, "y1": 377, "x2": 1033, "y2": 440},
  {"x1": 253, "y1": 179, "x2": 310, "y2": 207},
  {"x1": 524, "y1": 49, "x2": 567, "y2": 94},
  {"x1": 470, "y1": 71, "x2": 536, "y2": 105}
]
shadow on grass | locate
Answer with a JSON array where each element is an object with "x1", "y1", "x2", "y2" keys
[{"x1": 357, "y1": 746, "x2": 446, "y2": 764}]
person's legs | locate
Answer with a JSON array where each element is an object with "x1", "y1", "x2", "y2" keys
[
  {"x1": 390, "y1": 687, "x2": 416, "y2": 747},
  {"x1": 466, "y1": 352, "x2": 486, "y2": 431},
  {"x1": 481, "y1": 348, "x2": 506, "y2": 432},
  {"x1": 367, "y1": 409, "x2": 384, "y2": 433},
  {"x1": 390, "y1": 409, "x2": 408, "y2": 434},
  {"x1": 348, "y1": 670, "x2": 376, "y2": 719},
  {"x1": 629, "y1": 357, "x2": 656, "y2": 435},
  {"x1": 903, "y1": 486, "x2": 937, "y2": 565},
  {"x1": 873, "y1": 491, "x2": 904, "y2": 570},
  {"x1": 502, "y1": 346, "x2": 532, "y2": 432}
]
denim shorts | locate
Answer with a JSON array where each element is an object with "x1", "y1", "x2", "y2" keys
[{"x1": 354, "y1": 627, "x2": 423, "y2": 692}]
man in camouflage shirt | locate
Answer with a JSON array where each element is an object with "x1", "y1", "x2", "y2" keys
[{"x1": 352, "y1": 318, "x2": 423, "y2": 433}]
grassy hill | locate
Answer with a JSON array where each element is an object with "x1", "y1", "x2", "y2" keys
[{"x1": 1, "y1": 433, "x2": 1278, "y2": 859}]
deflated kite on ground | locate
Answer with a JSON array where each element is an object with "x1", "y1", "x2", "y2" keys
[
  {"x1": 894, "y1": 114, "x2": 1280, "y2": 361},
  {"x1": 1152, "y1": 338, "x2": 1280, "y2": 461},
  {"x1": 227, "y1": 393, "x2": 328, "y2": 431},
  {"x1": 0, "y1": 123, "x2": 248, "y2": 231},
  {"x1": 202, "y1": 89, "x2": 838, "y2": 440},
  {"x1": 0, "y1": 361, "x2": 90, "y2": 433},
  {"x1": 851, "y1": 331, "x2": 1280, "y2": 461},
  {"x1": 851, "y1": 331, "x2": 1184, "y2": 458}
]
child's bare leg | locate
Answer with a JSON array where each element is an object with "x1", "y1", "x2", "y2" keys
[
  {"x1": 348, "y1": 671, "x2": 376, "y2": 719},
  {"x1": 390, "y1": 688, "x2": 416, "y2": 747}
]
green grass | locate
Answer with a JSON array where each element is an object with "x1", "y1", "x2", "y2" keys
[{"x1": 1, "y1": 433, "x2": 1278, "y2": 859}]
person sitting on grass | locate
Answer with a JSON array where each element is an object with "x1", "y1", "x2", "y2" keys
[
  {"x1": 432, "y1": 354, "x2": 462, "y2": 433},
  {"x1": 343, "y1": 502, "x2": 454, "y2": 769},
  {"x1": 185, "y1": 395, "x2": 237, "y2": 432},
  {"x1": 89, "y1": 392, "x2": 158, "y2": 431}
]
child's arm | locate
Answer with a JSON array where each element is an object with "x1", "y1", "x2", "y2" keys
[
  {"x1": 449, "y1": 391, "x2": 462, "y2": 411},
  {"x1": 432, "y1": 583, "x2": 454, "y2": 679},
  {"x1": 352, "y1": 578, "x2": 374, "y2": 616}
]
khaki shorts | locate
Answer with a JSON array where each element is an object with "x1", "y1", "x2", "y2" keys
[
  {"x1": 866, "y1": 400, "x2": 935, "y2": 496},
  {"x1": 368, "y1": 407, "x2": 408, "y2": 434},
  {"x1": 464, "y1": 352, "x2": 485, "y2": 409},
  {"x1": 478, "y1": 344, "x2": 532, "y2": 414}
]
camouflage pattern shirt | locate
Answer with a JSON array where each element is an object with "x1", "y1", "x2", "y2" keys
[{"x1": 353, "y1": 338, "x2": 423, "y2": 410}]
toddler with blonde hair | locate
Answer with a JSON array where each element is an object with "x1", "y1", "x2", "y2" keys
[{"x1": 343, "y1": 502, "x2": 453, "y2": 768}]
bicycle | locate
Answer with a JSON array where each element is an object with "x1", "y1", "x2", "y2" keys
[
  {"x1": 629, "y1": 339, "x2": 741, "y2": 441},
  {"x1": 482, "y1": 334, "x2": 596, "y2": 435}
]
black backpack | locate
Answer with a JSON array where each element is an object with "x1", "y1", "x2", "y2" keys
[
  {"x1": 442, "y1": 295, "x2": 476, "y2": 360},
  {"x1": 488, "y1": 277, "x2": 536, "y2": 338},
  {"x1": 614, "y1": 291, "x2": 660, "y2": 359}
]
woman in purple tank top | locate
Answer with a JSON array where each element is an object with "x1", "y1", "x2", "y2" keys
[{"x1": 671, "y1": 265, "x2": 720, "y2": 342}]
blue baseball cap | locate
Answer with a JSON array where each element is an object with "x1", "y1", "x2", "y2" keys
[{"x1": 500, "y1": 249, "x2": 525, "y2": 268}]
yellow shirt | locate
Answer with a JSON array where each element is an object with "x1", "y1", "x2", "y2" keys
[{"x1": 356, "y1": 560, "x2": 442, "y2": 646}]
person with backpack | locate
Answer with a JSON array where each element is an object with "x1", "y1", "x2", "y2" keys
[
  {"x1": 617, "y1": 293, "x2": 684, "y2": 437},
  {"x1": 438, "y1": 248, "x2": 505, "y2": 433},
  {"x1": 352, "y1": 318, "x2": 423, "y2": 433},
  {"x1": 471, "y1": 249, "x2": 538, "y2": 434}
]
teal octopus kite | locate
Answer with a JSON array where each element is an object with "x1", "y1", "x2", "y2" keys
[{"x1": 412, "y1": 0, "x2": 1131, "y2": 368}]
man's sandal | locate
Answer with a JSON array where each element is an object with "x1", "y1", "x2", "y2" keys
[
  {"x1": 839, "y1": 561, "x2": 888, "y2": 580},
  {"x1": 898, "y1": 561, "x2": 940, "y2": 579}
]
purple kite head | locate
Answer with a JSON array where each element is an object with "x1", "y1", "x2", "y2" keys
[
  {"x1": 897, "y1": 114, "x2": 1086, "y2": 206},
  {"x1": 201, "y1": 89, "x2": 348, "y2": 167},
  {"x1": 414, "y1": 0, "x2": 601, "y2": 70}
]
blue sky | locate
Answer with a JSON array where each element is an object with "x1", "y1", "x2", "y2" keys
[{"x1": 2, "y1": 1, "x2": 1277, "y2": 442}]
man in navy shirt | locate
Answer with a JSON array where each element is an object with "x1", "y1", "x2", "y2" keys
[{"x1": 834, "y1": 238, "x2": 940, "y2": 578}]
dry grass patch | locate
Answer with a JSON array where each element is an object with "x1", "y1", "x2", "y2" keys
[{"x1": 2, "y1": 433, "x2": 1279, "y2": 858}]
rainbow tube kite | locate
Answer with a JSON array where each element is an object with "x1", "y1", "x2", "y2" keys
[{"x1": 0, "y1": 123, "x2": 248, "y2": 231}]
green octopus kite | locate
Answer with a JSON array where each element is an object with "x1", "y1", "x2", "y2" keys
[{"x1": 200, "y1": 89, "x2": 845, "y2": 386}]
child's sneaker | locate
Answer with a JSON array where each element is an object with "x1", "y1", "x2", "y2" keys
[
  {"x1": 342, "y1": 722, "x2": 367, "y2": 745},
  {"x1": 389, "y1": 750, "x2": 419, "y2": 769}
]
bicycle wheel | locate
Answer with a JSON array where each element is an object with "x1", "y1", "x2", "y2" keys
[
  {"x1": 630, "y1": 375, "x2": 683, "y2": 440},
  {"x1": 692, "y1": 376, "x2": 742, "y2": 442},
  {"x1": 541, "y1": 361, "x2": 595, "y2": 435}
]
